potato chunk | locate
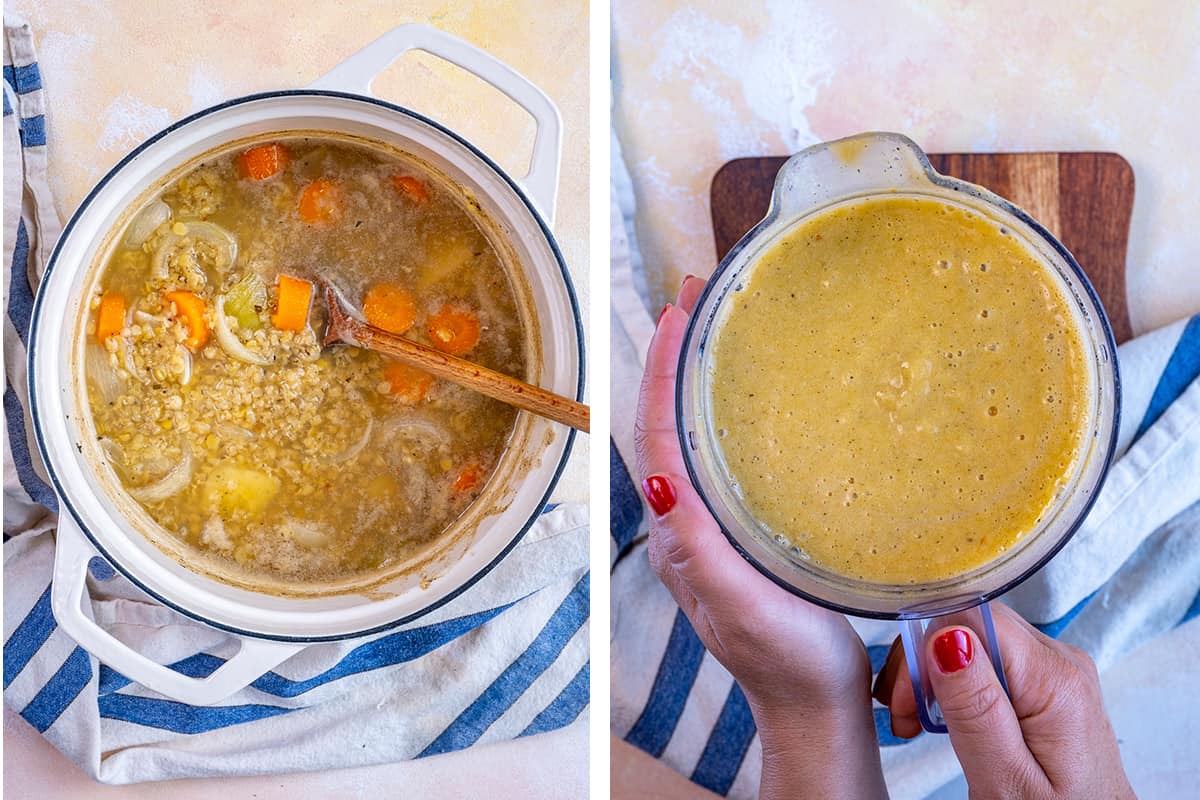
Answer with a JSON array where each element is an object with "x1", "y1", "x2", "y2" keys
[{"x1": 203, "y1": 464, "x2": 281, "y2": 514}]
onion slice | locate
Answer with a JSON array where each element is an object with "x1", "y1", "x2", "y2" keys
[
  {"x1": 99, "y1": 437, "x2": 125, "y2": 469},
  {"x1": 380, "y1": 413, "x2": 452, "y2": 448},
  {"x1": 322, "y1": 417, "x2": 373, "y2": 464},
  {"x1": 152, "y1": 220, "x2": 238, "y2": 280},
  {"x1": 85, "y1": 343, "x2": 125, "y2": 404},
  {"x1": 213, "y1": 295, "x2": 271, "y2": 366},
  {"x1": 177, "y1": 345, "x2": 193, "y2": 386},
  {"x1": 282, "y1": 518, "x2": 330, "y2": 548},
  {"x1": 128, "y1": 444, "x2": 193, "y2": 504},
  {"x1": 216, "y1": 421, "x2": 255, "y2": 440},
  {"x1": 124, "y1": 200, "x2": 171, "y2": 248},
  {"x1": 118, "y1": 304, "x2": 138, "y2": 377}
]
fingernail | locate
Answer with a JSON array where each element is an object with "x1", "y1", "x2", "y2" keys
[
  {"x1": 933, "y1": 629, "x2": 973, "y2": 673},
  {"x1": 642, "y1": 474, "x2": 677, "y2": 516},
  {"x1": 682, "y1": 273, "x2": 698, "y2": 286},
  {"x1": 657, "y1": 303, "x2": 672, "y2": 326}
]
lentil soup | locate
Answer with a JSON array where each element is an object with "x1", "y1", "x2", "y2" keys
[
  {"x1": 709, "y1": 195, "x2": 1091, "y2": 585},
  {"x1": 82, "y1": 134, "x2": 528, "y2": 586}
]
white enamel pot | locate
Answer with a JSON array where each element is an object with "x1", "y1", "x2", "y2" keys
[{"x1": 29, "y1": 25, "x2": 582, "y2": 705}]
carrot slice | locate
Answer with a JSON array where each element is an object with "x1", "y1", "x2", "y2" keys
[
  {"x1": 426, "y1": 302, "x2": 481, "y2": 355},
  {"x1": 164, "y1": 291, "x2": 210, "y2": 351},
  {"x1": 95, "y1": 291, "x2": 126, "y2": 342},
  {"x1": 298, "y1": 179, "x2": 342, "y2": 224},
  {"x1": 363, "y1": 283, "x2": 418, "y2": 334},
  {"x1": 391, "y1": 175, "x2": 430, "y2": 203},
  {"x1": 271, "y1": 274, "x2": 313, "y2": 332},
  {"x1": 382, "y1": 361, "x2": 434, "y2": 404},
  {"x1": 236, "y1": 143, "x2": 289, "y2": 180},
  {"x1": 452, "y1": 462, "x2": 485, "y2": 493}
]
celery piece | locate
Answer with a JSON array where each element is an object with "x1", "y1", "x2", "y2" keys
[{"x1": 225, "y1": 272, "x2": 267, "y2": 330}]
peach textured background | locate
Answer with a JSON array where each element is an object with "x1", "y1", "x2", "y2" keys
[
  {"x1": 5, "y1": 1, "x2": 588, "y2": 798},
  {"x1": 611, "y1": 1, "x2": 1199, "y2": 798},
  {"x1": 613, "y1": 0, "x2": 1200, "y2": 335}
]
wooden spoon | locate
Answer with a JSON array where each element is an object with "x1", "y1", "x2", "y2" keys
[{"x1": 319, "y1": 282, "x2": 590, "y2": 433}]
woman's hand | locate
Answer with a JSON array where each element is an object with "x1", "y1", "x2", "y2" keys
[
  {"x1": 635, "y1": 276, "x2": 887, "y2": 800},
  {"x1": 873, "y1": 602, "x2": 1135, "y2": 799}
]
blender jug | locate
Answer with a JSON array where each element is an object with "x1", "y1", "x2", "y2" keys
[{"x1": 675, "y1": 132, "x2": 1120, "y2": 732}]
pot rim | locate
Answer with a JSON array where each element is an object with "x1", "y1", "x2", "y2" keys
[{"x1": 29, "y1": 88, "x2": 585, "y2": 642}]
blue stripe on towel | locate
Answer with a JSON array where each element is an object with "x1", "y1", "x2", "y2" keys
[
  {"x1": 520, "y1": 661, "x2": 590, "y2": 737},
  {"x1": 1034, "y1": 589, "x2": 1099, "y2": 638},
  {"x1": 4, "y1": 382, "x2": 57, "y2": 510},
  {"x1": 98, "y1": 657, "x2": 214, "y2": 696},
  {"x1": 19, "y1": 114, "x2": 45, "y2": 148},
  {"x1": 3, "y1": 88, "x2": 10, "y2": 117},
  {"x1": 98, "y1": 600, "x2": 521, "y2": 697},
  {"x1": 3, "y1": 585, "x2": 55, "y2": 688},
  {"x1": 9, "y1": 218, "x2": 34, "y2": 347},
  {"x1": 7, "y1": 62, "x2": 42, "y2": 94},
  {"x1": 251, "y1": 600, "x2": 519, "y2": 698},
  {"x1": 88, "y1": 557, "x2": 116, "y2": 581},
  {"x1": 1136, "y1": 315, "x2": 1200, "y2": 440},
  {"x1": 874, "y1": 706, "x2": 912, "y2": 747},
  {"x1": 690, "y1": 682, "x2": 756, "y2": 796},
  {"x1": 624, "y1": 608, "x2": 707, "y2": 757},
  {"x1": 867, "y1": 644, "x2": 914, "y2": 746},
  {"x1": 99, "y1": 694, "x2": 295, "y2": 734},
  {"x1": 418, "y1": 572, "x2": 590, "y2": 757},
  {"x1": 20, "y1": 646, "x2": 92, "y2": 732},
  {"x1": 4, "y1": 219, "x2": 56, "y2": 510},
  {"x1": 1182, "y1": 589, "x2": 1200, "y2": 626},
  {"x1": 868, "y1": 643, "x2": 892, "y2": 673},
  {"x1": 610, "y1": 440, "x2": 643, "y2": 561}
]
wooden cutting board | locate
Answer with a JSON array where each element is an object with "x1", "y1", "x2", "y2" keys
[{"x1": 710, "y1": 153, "x2": 1135, "y2": 343}]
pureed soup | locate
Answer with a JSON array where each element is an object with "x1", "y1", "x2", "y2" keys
[
  {"x1": 83, "y1": 134, "x2": 526, "y2": 586},
  {"x1": 709, "y1": 195, "x2": 1090, "y2": 585}
]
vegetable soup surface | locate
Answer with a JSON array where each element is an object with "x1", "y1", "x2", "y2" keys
[
  {"x1": 709, "y1": 196, "x2": 1090, "y2": 584},
  {"x1": 85, "y1": 135, "x2": 525, "y2": 584}
]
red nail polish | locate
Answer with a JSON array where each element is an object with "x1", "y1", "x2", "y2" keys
[
  {"x1": 657, "y1": 304, "x2": 672, "y2": 325},
  {"x1": 642, "y1": 474, "x2": 677, "y2": 516},
  {"x1": 933, "y1": 629, "x2": 973, "y2": 673}
]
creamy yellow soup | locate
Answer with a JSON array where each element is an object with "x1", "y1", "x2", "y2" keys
[{"x1": 710, "y1": 195, "x2": 1090, "y2": 584}]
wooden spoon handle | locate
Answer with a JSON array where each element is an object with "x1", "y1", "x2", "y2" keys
[{"x1": 325, "y1": 289, "x2": 589, "y2": 432}]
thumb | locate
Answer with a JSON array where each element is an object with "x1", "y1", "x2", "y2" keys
[{"x1": 927, "y1": 626, "x2": 1042, "y2": 793}]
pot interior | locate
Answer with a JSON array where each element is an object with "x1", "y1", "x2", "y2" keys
[{"x1": 33, "y1": 92, "x2": 581, "y2": 640}]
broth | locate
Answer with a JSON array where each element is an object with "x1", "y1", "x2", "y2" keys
[{"x1": 84, "y1": 134, "x2": 526, "y2": 584}]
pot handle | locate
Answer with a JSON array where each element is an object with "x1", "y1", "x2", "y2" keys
[
  {"x1": 308, "y1": 23, "x2": 563, "y2": 225},
  {"x1": 899, "y1": 601, "x2": 1010, "y2": 733},
  {"x1": 50, "y1": 513, "x2": 305, "y2": 706}
]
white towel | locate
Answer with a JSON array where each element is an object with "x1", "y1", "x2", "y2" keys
[
  {"x1": 3, "y1": 19, "x2": 589, "y2": 784},
  {"x1": 609, "y1": 126, "x2": 1200, "y2": 799}
]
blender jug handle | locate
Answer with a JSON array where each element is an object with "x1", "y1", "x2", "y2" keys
[{"x1": 899, "y1": 601, "x2": 1010, "y2": 734}]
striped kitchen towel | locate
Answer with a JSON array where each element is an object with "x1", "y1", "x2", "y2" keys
[
  {"x1": 609, "y1": 127, "x2": 1200, "y2": 799},
  {"x1": 3, "y1": 17, "x2": 59, "y2": 534},
  {"x1": 3, "y1": 19, "x2": 588, "y2": 784}
]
